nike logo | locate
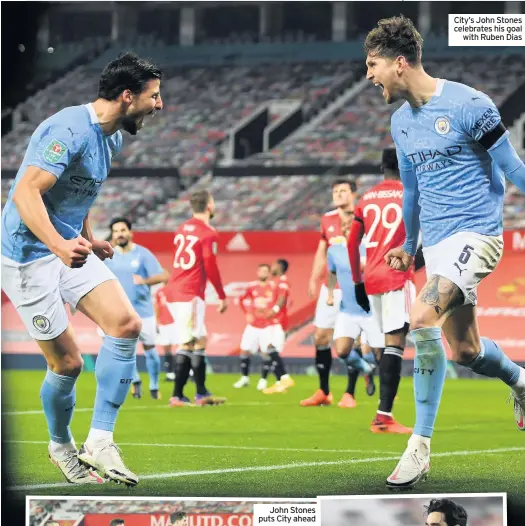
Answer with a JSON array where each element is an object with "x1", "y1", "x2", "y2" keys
[
  {"x1": 389, "y1": 465, "x2": 402, "y2": 480},
  {"x1": 401, "y1": 129, "x2": 408, "y2": 137},
  {"x1": 454, "y1": 262, "x2": 466, "y2": 276}
]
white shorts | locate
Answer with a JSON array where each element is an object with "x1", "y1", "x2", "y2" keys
[
  {"x1": 314, "y1": 284, "x2": 342, "y2": 330},
  {"x1": 2, "y1": 253, "x2": 116, "y2": 341},
  {"x1": 240, "y1": 324, "x2": 286, "y2": 354},
  {"x1": 370, "y1": 280, "x2": 416, "y2": 334},
  {"x1": 167, "y1": 297, "x2": 207, "y2": 345},
  {"x1": 157, "y1": 323, "x2": 177, "y2": 346},
  {"x1": 97, "y1": 315, "x2": 157, "y2": 346},
  {"x1": 423, "y1": 231, "x2": 503, "y2": 306},
  {"x1": 333, "y1": 311, "x2": 385, "y2": 349}
]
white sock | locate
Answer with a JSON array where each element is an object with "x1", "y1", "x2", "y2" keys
[
  {"x1": 512, "y1": 367, "x2": 525, "y2": 392},
  {"x1": 49, "y1": 440, "x2": 76, "y2": 456},
  {"x1": 377, "y1": 410, "x2": 393, "y2": 417},
  {"x1": 409, "y1": 434, "x2": 431, "y2": 450},
  {"x1": 86, "y1": 428, "x2": 113, "y2": 444}
]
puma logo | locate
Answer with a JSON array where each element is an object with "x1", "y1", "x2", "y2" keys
[{"x1": 454, "y1": 262, "x2": 466, "y2": 276}]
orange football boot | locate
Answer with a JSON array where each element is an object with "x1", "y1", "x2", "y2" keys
[
  {"x1": 370, "y1": 414, "x2": 413, "y2": 434},
  {"x1": 338, "y1": 393, "x2": 357, "y2": 408},
  {"x1": 300, "y1": 389, "x2": 333, "y2": 407}
]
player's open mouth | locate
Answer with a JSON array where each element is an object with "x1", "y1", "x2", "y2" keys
[{"x1": 374, "y1": 82, "x2": 385, "y2": 93}]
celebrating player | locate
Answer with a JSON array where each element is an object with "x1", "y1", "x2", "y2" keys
[
  {"x1": 1, "y1": 52, "x2": 163, "y2": 486},
  {"x1": 105, "y1": 217, "x2": 169, "y2": 400},
  {"x1": 165, "y1": 190, "x2": 228, "y2": 407},
  {"x1": 364, "y1": 15, "x2": 525, "y2": 488},
  {"x1": 347, "y1": 147, "x2": 413, "y2": 433},
  {"x1": 425, "y1": 499, "x2": 468, "y2": 526},
  {"x1": 153, "y1": 284, "x2": 177, "y2": 381},
  {"x1": 170, "y1": 511, "x2": 188, "y2": 526},
  {"x1": 302, "y1": 179, "x2": 357, "y2": 407}
]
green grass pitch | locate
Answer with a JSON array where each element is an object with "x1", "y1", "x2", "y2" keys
[{"x1": 2, "y1": 371, "x2": 524, "y2": 507}]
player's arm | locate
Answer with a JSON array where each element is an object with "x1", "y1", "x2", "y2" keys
[
  {"x1": 325, "y1": 251, "x2": 337, "y2": 306},
  {"x1": 82, "y1": 212, "x2": 114, "y2": 261},
  {"x1": 12, "y1": 166, "x2": 91, "y2": 267},
  {"x1": 268, "y1": 282, "x2": 289, "y2": 318},
  {"x1": 348, "y1": 203, "x2": 365, "y2": 284},
  {"x1": 309, "y1": 238, "x2": 328, "y2": 297},
  {"x1": 462, "y1": 94, "x2": 525, "y2": 193},
  {"x1": 203, "y1": 234, "x2": 227, "y2": 312}
]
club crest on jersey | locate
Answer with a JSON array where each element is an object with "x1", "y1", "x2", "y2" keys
[
  {"x1": 43, "y1": 139, "x2": 67, "y2": 163},
  {"x1": 328, "y1": 226, "x2": 335, "y2": 232},
  {"x1": 32, "y1": 315, "x2": 51, "y2": 334},
  {"x1": 434, "y1": 117, "x2": 450, "y2": 135}
]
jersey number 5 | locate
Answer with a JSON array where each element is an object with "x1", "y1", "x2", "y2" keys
[
  {"x1": 173, "y1": 234, "x2": 198, "y2": 270},
  {"x1": 363, "y1": 203, "x2": 403, "y2": 248}
]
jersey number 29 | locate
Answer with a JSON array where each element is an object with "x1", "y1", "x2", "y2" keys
[
  {"x1": 173, "y1": 234, "x2": 198, "y2": 270},
  {"x1": 363, "y1": 203, "x2": 403, "y2": 248}
]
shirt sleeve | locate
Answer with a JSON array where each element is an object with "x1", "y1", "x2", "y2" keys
[
  {"x1": 347, "y1": 217, "x2": 364, "y2": 283},
  {"x1": 487, "y1": 135, "x2": 525, "y2": 194},
  {"x1": 28, "y1": 122, "x2": 85, "y2": 179},
  {"x1": 202, "y1": 232, "x2": 226, "y2": 300},
  {"x1": 460, "y1": 93, "x2": 508, "y2": 149},
  {"x1": 141, "y1": 247, "x2": 163, "y2": 277},
  {"x1": 391, "y1": 124, "x2": 421, "y2": 256}
]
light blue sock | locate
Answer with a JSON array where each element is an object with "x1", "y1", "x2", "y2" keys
[
  {"x1": 412, "y1": 327, "x2": 447, "y2": 438},
  {"x1": 133, "y1": 364, "x2": 141, "y2": 384},
  {"x1": 92, "y1": 335, "x2": 137, "y2": 431},
  {"x1": 346, "y1": 349, "x2": 372, "y2": 374},
  {"x1": 363, "y1": 352, "x2": 377, "y2": 367},
  {"x1": 468, "y1": 337, "x2": 520, "y2": 386},
  {"x1": 145, "y1": 348, "x2": 161, "y2": 390},
  {"x1": 40, "y1": 369, "x2": 77, "y2": 444}
]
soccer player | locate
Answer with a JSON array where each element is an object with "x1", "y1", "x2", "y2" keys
[
  {"x1": 302, "y1": 179, "x2": 357, "y2": 407},
  {"x1": 105, "y1": 217, "x2": 169, "y2": 400},
  {"x1": 347, "y1": 147, "x2": 413, "y2": 433},
  {"x1": 425, "y1": 499, "x2": 468, "y2": 526},
  {"x1": 263, "y1": 258, "x2": 295, "y2": 394},
  {"x1": 153, "y1": 284, "x2": 177, "y2": 381},
  {"x1": 1, "y1": 52, "x2": 163, "y2": 486},
  {"x1": 326, "y1": 227, "x2": 383, "y2": 408},
  {"x1": 364, "y1": 15, "x2": 525, "y2": 488},
  {"x1": 170, "y1": 511, "x2": 188, "y2": 526},
  {"x1": 165, "y1": 190, "x2": 228, "y2": 407}
]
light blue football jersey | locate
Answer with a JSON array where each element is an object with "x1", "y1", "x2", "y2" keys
[
  {"x1": 104, "y1": 244, "x2": 163, "y2": 319},
  {"x1": 2, "y1": 104, "x2": 122, "y2": 263},
  {"x1": 327, "y1": 242, "x2": 369, "y2": 317},
  {"x1": 391, "y1": 79, "x2": 507, "y2": 251}
]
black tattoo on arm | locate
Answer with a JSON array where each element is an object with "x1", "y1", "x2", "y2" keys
[{"x1": 421, "y1": 275, "x2": 464, "y2": 315}]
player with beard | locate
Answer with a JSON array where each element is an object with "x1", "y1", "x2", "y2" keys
[
  {"x1": 1, "y1": 52, "x2": 162, "y2": 486},
  {"x1": 364, "y1": 15, "x2": 525, "y2": 487},
  {"x1": 301, "y1": 179, "x2": 358, "y2": 407},
  {"x1": 104, "y1": 217, "x2": 169, "y2": 400},
  {"x1": 165, "y1": 190, "x2": 228, "y2": 407}
]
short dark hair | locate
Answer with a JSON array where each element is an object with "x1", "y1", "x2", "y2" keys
[
  {"x1": 98, "y1": 51, "x2": 163, "y2": 101},
  {"x1": 170, "y1": 511, "x2": 188, "y2": 522},
  {"x1": 258, "y1": 263, "x2": 271, "y2": 270},
  {"x1": 109, "y1": 519, "x2": 125, "y2": 526},
  {"x1": 364, "y1": 15, "x2": 423, "y2": 65},
  {"x1": 276, "y1": 259, "x2": 289, "y2": 274},
  {"x1": 190, "y1": 190, "x2": 212, "y2": 213},
  {"x1": 381, "y1": 148, "x2": 399, "y2": 177},
  {"x1": 332, "y1": 178, "x2": 357, "y2": 193},
  {"x1": 426, "y1": 499, "x2": 468, "y2": 526},
  {"x1": 109, "y1": 217, "x2": 132, "y2": 231}
]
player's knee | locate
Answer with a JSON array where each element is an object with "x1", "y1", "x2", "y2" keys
[
  {"x1": 112, "y1": 313, "x2": 142, "y2": 339},
  {"x1": 453, "y1": 341, "x2": 480, "y2": 365},
  {"x1": 314, "y1": 330, "x2": 330, "y2": 348},
  {"x1": 409, "y1": 309, "x2": 435, "y2": 331},
  {"x1": 53, "y1": 354, "x2": 84, "y2": 377},
  {"x1": 335, "y1": 343, "x2": 351, "y2": 358}
]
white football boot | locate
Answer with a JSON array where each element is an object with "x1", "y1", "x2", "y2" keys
[
  {"x1": 78, "y1": 441, "x2": 138, "y2": 486},
  {"x1": 386, "y1": 435, "x2": 430, "y2": 488},
  {"x1": 49, "y1": 444, "x2": 105, "y2": 485},
  {"x1": 233, "y1": 376, "x2": 250, "y2": 388},
  {"x1": 256, "y1": 378, "x2": 268, "y2": 391}
]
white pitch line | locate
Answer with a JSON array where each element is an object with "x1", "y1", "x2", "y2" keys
[
  {"x1": 5, "y1": 440, "x2": 390, "y2": 454},
  {"x1": 2, "y1": 401, "x2": 278, "y2": 416},
  {"x1": 7, "y1": 447, "x2": 523, "y2": 492}
]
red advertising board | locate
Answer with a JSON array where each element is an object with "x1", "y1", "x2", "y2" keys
[{"x1": 84, "y1": 514, "x2": 253, "y2": 526}]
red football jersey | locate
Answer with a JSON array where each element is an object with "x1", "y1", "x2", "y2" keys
[
  {"x1": 239, "y1": 281, "x2": 276, "y2": 329},
  {"x1": 320, "y1": 210, "x2": 348, "y2": 287},
  {"x1": 154, "y1": 286, "x2": 174, "y2": 326},
  {"x1": 165, "y1": 217, "x2": 226, "y2": 302},
  {"x1": 349, "y1": 180, "x2": 414, "y2": 295},
  {"x1": 271, "y1": 275, "x2": 290, "y2": 330}
]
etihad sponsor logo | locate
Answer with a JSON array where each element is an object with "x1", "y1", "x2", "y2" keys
[
  {"x1": 407, "y1": 146, "x2": 462, "y2": 175},
  {"x1": 363, "y1": 189, "x2": 403, "y2": 200}
]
